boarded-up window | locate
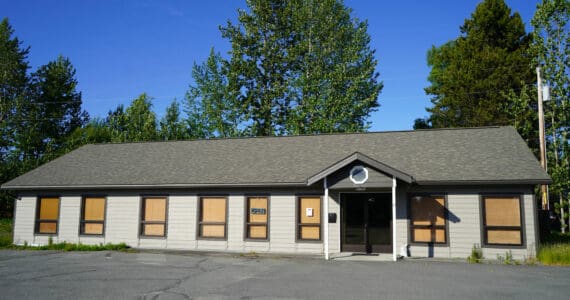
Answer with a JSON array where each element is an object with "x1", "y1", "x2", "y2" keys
[
  {"x1": 35, "y1": 197, "x2": 59, "y2": 234},
  {"x1": 297, "y1": 196, "x2": 321, "y2": 241},
  {"x1": 409, "y1": 195, "x2": 447, "y2": 244},
  {"x1": 140, "y1": 197, "x2": 167, "y2": 237},
  {"x1": 246, "y1": 197, "x2": 269, "y2": 240},
  {"x1": 80, "y1": 197, "x2": 106, "y2": 235},
  {"x1": 482, "y1": 196, "x2": 523, "y2": 246},
  {"x1": 199, "y1": 197, "x2": 227, "y2": 239}
]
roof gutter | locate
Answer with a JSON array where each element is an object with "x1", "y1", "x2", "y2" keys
[
  {"x1": 415, "y1": 179, "x2": 553, "y2": 186},
  {"x1": 0, "y1": 181, "x2": 308, "y2": 191}
]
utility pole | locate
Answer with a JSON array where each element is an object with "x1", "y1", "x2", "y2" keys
[{"x1": 536, "y1": 67, "x2": 548, "y2": 210}]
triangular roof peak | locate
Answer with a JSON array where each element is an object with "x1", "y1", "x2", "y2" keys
[{"x1": 306, "y1": 152, "x2": 414, "y2": 186}]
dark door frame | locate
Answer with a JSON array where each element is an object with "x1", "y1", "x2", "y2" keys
[{"x1": 340, "y1": 191, "x2": 392, "y2": 254}]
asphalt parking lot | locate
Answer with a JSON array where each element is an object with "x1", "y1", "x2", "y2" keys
[{"x1": 0, "y1": 250, "x2": 568, "y2": 300}]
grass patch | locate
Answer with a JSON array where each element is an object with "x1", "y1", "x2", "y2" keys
[
  {"x1": 0, "y1": 218, "x2": 13, "y2": 248},
  {"x1": 467, "y1": 243, "x2": 483, "y2": 263},
  {"x1": 538, "y1": 244, "x2": 570, "y2": 266},
  {"x1": 538, "y1": 232, "x2": 570, "y2": 266},
  {"x1": 9, "y1": 241, "x2": 131, "y2": 252},
  {"x1": 1, "y1": 218, "x2": 130, "y2": 252}
]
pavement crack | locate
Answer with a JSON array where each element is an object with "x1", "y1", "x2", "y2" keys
[{"x1": 25, "y1": 269, "x2": 97, "y2": 281}]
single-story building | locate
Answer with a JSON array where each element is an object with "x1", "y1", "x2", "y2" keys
[{"x1": 1, "y1": 126, "x2": 550, "y2": 261}]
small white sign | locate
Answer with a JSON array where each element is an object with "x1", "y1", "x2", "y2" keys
[{"x1": 306, "y1": 207, "x2": 313, "y2": 217}]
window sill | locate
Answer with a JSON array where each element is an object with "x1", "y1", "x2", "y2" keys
[
  {"x1": 296, "y1": 239, "x2": 323, "y2": 244},
  {"x1": 197, "y1": 237, "x2": 227, "y2": 241},
  {"x1": 482, "y1": 243, "x2": 525, "y2": 249},
  {"x1": 244, "y1": 238, "x2": 270, "y2": 242},
  {"x1": 139, "y1": 235, "x2": 167, "y2": 240},
  {"x1": 34, "y1": 233, "x2": 58, "y2": 236},
  {"x1": 79, "y1": 234, "x2": 105, "y2": 238}
]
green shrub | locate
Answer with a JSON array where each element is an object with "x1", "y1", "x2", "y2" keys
[
  {"x1": 0, "y1": 218, "x2": 12, "y2": 248},
  {"x1": 538, "y1": 244, "x2": 570, "y2": 266},
  {"x1": 543, "y1": 231, "x2": 570, "y2": 244},
  {"x1": 467, "y1": 243, "x2": 483, "y2": 263}
]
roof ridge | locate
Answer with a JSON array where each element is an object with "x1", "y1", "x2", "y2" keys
[{"x1": 89, "y1": 126, "x2": 508, "y2": 146}]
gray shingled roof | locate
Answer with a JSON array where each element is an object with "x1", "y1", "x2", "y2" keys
[{"x1": 1, "y1": 126, "x2": 551, "y2": 190}]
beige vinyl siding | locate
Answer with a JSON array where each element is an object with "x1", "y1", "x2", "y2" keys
[
  {"x1": 12, "y1": 196, "x2": 35, "y2": 245},
  {"x1": 10, "y1": 186, "x2": 536, "y2": 259},
  {"x1": 395, "y1": 185, "x2": 408, "y2": 249},
  {"x1": 447, "y1": 194, "x2": 480, "y2": 258},
  {"x1": 166, "y1": 195, "x2": 197, "y2": 250},
  {"x1": 328, "y1": 192, "x2": 341, "y2": 253},
  {"x1": 227, "y1": 195, "x2": 245, "y2": 251},
  {"x1": 402, "y1": 186, "x2": 537, "y2": 260},
  {"x1": 105, "y1": 196, "x2": 139, "y2": 246},
  {"x1": 58, "y1": 196, "x2": 80, "y2": 244}
]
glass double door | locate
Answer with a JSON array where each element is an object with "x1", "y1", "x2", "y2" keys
[{"x1": 341, "y1": 193, "x2": 392, "y2": 254}]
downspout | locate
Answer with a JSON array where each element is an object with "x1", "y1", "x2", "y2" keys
[
  {"x1": 324, "y1": 177, "x2": 329, "y2": 260},
  {"x1": 392, "y1": 176, "x2": 397, "y2": 262}
]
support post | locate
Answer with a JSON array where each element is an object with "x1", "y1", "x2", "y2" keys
[
  {"x1": 537, "y1": 67, "x2": 548, "y2": 210},
  {"x1": 324, "y1": 177, "x2": 329, "y2": 260},
  {"x1": 392, "y1": 176, "x2": 397, "y2": 262}
]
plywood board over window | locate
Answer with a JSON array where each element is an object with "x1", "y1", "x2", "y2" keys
[
  {"x1": 246, "y1": 197, "x2": 269, "y2": 240},
  {"x1": 482, "y1": 196, "x2": 523, "y2": 246},
  {"x1": 409, "y1": 195, "x2": 447, "y2": 244},
  {"x1": 297, "y1": 196, "x2": 322, "y2": 241},
  {"x1": 35, "y1": 197, "x2": 60, "y2": 234},
  {"x1": 140, "y1": 197, "x2": 167, "y2": 237},
  {"x1": 80, "y1": 197, "x2": 106, "y2": 235},
  {"x1": 198, "y1": 197, "x2": 227, "y2": 239}
]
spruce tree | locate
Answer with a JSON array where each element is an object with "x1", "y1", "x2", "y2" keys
[{"x1": 423, "y1": 0, "x2": 533, "y2": 128}]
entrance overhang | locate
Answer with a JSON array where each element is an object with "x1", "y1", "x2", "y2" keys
[{"x1": 306, "y1": 152, "x2": 414, "y2": 186}]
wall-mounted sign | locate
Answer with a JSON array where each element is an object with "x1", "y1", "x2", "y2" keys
[
  {"x1": 306, "y1": 207, "x2": 313, "y2": 217},
  {"x1": 250, "y1": 208, "x2": 266, "y2": 215}
]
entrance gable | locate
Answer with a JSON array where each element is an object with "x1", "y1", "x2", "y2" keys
[{"x1": 328, "y1": 161, "x2": 393, "y2": 189}]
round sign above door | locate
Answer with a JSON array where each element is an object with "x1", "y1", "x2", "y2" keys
[{"x1": 349, "y1": 165, "x2": 368, "y2": 184}]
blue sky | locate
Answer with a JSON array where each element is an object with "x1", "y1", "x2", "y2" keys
[{"x1": 3, "y1": 0, "x2": 540, "y2": 131}]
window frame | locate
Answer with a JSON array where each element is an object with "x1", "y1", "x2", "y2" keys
[
  {"x1": 295, "y1": 194, "x2": 323, "y2": 243},
  {"x1": 79, "y1": 195, "x2": 107, "y2": 237},
  {"x1": 244, "y1": 195, "x2": 270, "y2": 241},
  {"x1": 407, "y1": 193, "x2": 449, "y2": 246},
  {"x1": 139, "y1": 195, "x2": 169, "y2": 239},
  {"x1": 480, "y1": 194, "x2": 525, "y2": 248},
  {"x1": 197, "y1": 195, "x2": 228, "y2": 241},
  {"x1": 34, "y1": 195, "x2": 61, "y2": 235}
]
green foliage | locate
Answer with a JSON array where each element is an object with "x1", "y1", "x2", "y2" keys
[
  {"x1": 423, "y1": 0, "x2": 533, "y2": 129},
  {"x1": 467, "y1": 243, "x2": 483, "y2": 263},
  {"x1": 123, "y1": 93, "x2": 158, "y2": 142},
  {"x1": 4, "y1": 241, "x2": 131, "y2": 251},
  {"x1": 186, "y1": 49, "x2": 240, "y2": 138},
  {"x1": 0, "y1": 217, "x2": 131, "y2": 251},
  {"x1": 0, "y1": 19, "x2": 30, "y2": 218},
  {"x1": 187, "y1": 0, "x2": 382, "y2": 137},
  {"x1": 503, "y1": 83, "x2": 539, "y2": 157},
  {"x1": 538, "y1": 244, "x2": 570, "y2": 265},
  {"x1": 0, "y1": 218, "x2": 12, "y2": 247},
  {"x1": 160, "y1": 100, "x2": 189, "y2": 141},
  {"x1": 0, "y1": 19, "x2": 88, "y2": 218},
  {"x1": 0, "y1": 18, "x2": 29, "y2": 160},
  {"x1": 16, "y1": 55, "x2": 88, "y2": 162},
  {"x1": 531, "y1": 0, "x2": 570, "y2": 233},
  {"x1": 497, "y1": 250, "x2": 516, "y2": 265},
  {"x1": 62, "y1": 118, "x2": 113, "y2": 151},
  {"x1": 542, "y1": 231, "x2": 570, "y2": 244},
  {"x1": 538, "y1": 232, "x2": 570, "y2": 265}
]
